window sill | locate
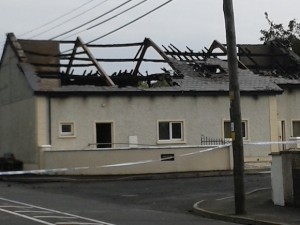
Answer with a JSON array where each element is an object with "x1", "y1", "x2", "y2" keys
[
  {"x1": 58, "y1": 135, "x2": 76, "y2": 139},
  {"x1": 157, "y1": 140, "x2": 186, "y2": 145}
]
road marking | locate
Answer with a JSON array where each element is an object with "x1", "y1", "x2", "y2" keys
[
  {"x1": 15, "y1": 210, "x2": 53, "y2": 213},
  {"x1": 0, "y1": 207, "x2": 54, "y2": 225},
  {"x1": 0, "y1": 197, "x2": 116, "y2": 225},
  {"x1": 0, "y1": 205, "x2": 33, "y2": 208},
  {"x1": 56, "y1": 223, "x2": 104, "y2": 225},
  {"x1": 34, "y1": 215, "x2": 76, "y2": 219},
  {"x1": 216, "y1": 187, "x2": 271, "y2": 201}
]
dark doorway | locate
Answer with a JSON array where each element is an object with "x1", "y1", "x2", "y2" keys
[
  {"x1": 293, "y1": 168, "x2": 300, "y2": 206},
  {"x1": 96, "y1": 123, "x2": 112, "y2": 148}
]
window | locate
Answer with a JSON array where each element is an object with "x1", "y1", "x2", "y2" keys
[
  {"x1": 224, "y1": 120, "x2": 248, "y2": 140},
  {"x1": 158, "y1": 121, "x2": 184, "y2": 142},
  {"x1": 292, "y1": 121, "x2": 300, "y2": 137},
  {"x1": 59, "y1": 122, "x2": 75, "y2": 137}
]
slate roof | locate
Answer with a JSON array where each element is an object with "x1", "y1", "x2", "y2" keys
[
  {"x1": 19, "y1": 58, "x2": 282, "y2": 96},
  {"x1": 238, "y1": 40, "x2": 300, "y2": 87},
  {"x1": 2, "y1": 34, "x2": 288, "y2": 96}
]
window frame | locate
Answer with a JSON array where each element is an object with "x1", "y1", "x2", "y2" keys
[
  {"x1": 157, "y1": 120, "x2": 185, "y2": 144},
  {"x1": 59, "y1": 122, "x2": 75, "y2": 138},
  {"x1": 223, "y1": 120, "x2": 249, "y2": 141},
  {"x1": 292, "y1": 120, "x2": 300, "y2": 137}
]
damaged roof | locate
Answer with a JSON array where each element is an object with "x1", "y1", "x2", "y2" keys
[
  {"x1": 3, "y1": 33, "x2": 295, "y2": 97},
  {"x1": 237, "y1": 40, "x2": 300, "y2": 86}
]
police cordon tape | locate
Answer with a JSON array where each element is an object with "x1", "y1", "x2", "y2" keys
[{"x1": 0, "y1": 140, "x2": 298, "y2": 176}]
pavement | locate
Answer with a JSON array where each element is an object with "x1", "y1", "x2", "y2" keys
[{"x1": 193, "y1": 188, "x2": 300, "y2": 225}]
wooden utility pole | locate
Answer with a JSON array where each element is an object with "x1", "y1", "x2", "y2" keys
[{"x1": 223, "y1": 0, "x2": 246, "y2": 214}]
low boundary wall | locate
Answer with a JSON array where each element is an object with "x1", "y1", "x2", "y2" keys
[{"x1": 40, "y1": 145, "x2": 232, "y2": 175}]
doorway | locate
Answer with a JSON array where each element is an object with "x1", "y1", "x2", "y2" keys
[
  {"x1": 278, "y1": 120, "x2": 286, "y2": 151},
  {"x1": 96, "y1": 122, "x2": 112, "y2": 148}
]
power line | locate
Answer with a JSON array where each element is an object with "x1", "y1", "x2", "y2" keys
[
  {"x1": 87, "y1": 0, "x2": 174, "y2": 44},
  {"x1": 29, "y1": 0, "x2": 110, "y2": 39},
  {"x1": 19, "y1": 0, "x2": 97, "y2": 38},
  {"x1": 50, "y1": 0, "x2": 134, "y2": 40},
  {"x1": 62, "y1": 0, "x2": 148, "y2": 40}
]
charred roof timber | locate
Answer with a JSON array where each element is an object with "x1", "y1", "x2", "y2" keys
[{"x1": 7, "y1": 32, "x2": 300, "y2": 90}]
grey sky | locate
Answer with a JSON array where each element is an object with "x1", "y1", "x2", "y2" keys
[{"x1": 1, "y1": 0, "x2": 299, "y2": 61}]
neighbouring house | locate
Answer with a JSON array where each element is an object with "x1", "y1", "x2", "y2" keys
[{"x1": 0, "y1": 33, "x2": 299, "y2": 175}]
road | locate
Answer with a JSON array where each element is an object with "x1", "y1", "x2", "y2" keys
[{"x1": 0, "y1": 173, "x2": 270, "y2": 225}]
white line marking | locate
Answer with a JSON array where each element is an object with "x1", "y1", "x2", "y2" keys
[
  {"x1": 55, "y1": 223, "x2": 103, "y2": 225},
  {"x1": 216, "y1": 187, "x2": 271, "y2": 201},
  {"x1": 15, "y1": 210, "x2": 53, "y2": 213},
  {"x1": 0, "y1": 197, "x2": 116, "y2": 225},
  {"x1": 216, "y1": 196, "x2": 234, "y2": 201},
  {"x1": 34, "y1": 215, "x2": 75, "y2": 219},
  {"x1": 0, "y1": 205, "x2": 33, "y2": 208},
  {"x1": 0, "y1": 207, "x2": 55, "y2": 225}
]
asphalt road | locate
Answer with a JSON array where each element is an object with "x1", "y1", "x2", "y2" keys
[{"x1": 0, "y1": 173, "x2": 270, "y2": 225}]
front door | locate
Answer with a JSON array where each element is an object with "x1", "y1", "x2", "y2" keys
[{"x1": 96, "y1": 123, "x2": 112, "y2": 148}]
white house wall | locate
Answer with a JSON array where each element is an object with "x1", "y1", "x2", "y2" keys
[
  {"x1": 0, "y1": 45, "x2": 38, "y2": 168},
  {"x1": 277, "y1": 89, "x2": 300, "y2": 140},
  {"x1": 46, "y1": 94, "x2": 276, "y2": 161}
]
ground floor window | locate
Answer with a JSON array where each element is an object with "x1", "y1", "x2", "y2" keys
[
  {"x1": 158, "y1": 121, "x2": 184, "y2": 142},
  {"x1": 224, "y1": 120, "x2": 248, "y2": 140},
  {"x1": 292, "y1": 121, "x2": 300, "y2": 137},
  {"x1": 59, "y1": 122, "x2": 75, "y2": 137}
]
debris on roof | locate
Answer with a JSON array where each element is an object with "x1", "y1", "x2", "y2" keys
[
  {"x1": 238, "y1": 40, "x2": 300, "y2": 79},
  {"x1": 4, "y1": 32, "x2": 299, "y2": 95}
]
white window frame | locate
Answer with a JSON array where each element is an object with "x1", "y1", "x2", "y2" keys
[
  {"x1": 59, "y1": 122, "x2": 75, "y2": 138},
  {"x1": 223, "y1": 120, "x2": 249, "y2": 141},
  {"x1": 157, "y1": 120, "x2": 185, "y2": 144}
]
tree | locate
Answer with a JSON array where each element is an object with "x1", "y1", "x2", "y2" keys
[{"x1": 260, "y1": 12, "x2": 300, "y2": 55}]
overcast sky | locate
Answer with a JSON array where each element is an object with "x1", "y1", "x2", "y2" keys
[{"x1": 1, "y1": 0, "x2": 299, "y2": 72}]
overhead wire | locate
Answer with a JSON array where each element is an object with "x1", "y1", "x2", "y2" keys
[
  {"x1": 18, "y1": 0, "x2": 98, "y2": 38},
  {"x1": 87, "y1": 0, "x2": 174, "y2": 44},
  {"x1": 60, "y1": 0, "x2": 174, "y2": 54},
  {"x1": 29, "y1": 0, "x2": 110, "y2": 39},
  {"x1": 50, "y1": 0, "x2": 134, "y2": 40},
  {"x1": 62, "y1": 0, "x2": 148, "y2": 40}
]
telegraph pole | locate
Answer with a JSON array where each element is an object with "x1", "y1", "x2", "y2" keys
[{"x1": 223, "y1": 0, "x2": 246, "y2": 214}]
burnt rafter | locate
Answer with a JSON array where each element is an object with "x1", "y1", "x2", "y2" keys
[
  {"x1": 16, "y1": 32, "x2": 300, "y2": 86},
  {"x1": 66, "y1": 37, "x2": 115, "y2": 86},
  {"x1": 61, "y1": 69, "x2": 181, "y2": 88},
  {"x1": 131, "y1": 38, "x2": 177, "y2": 77},
  {"x1": 237, "y1": 40, "x2": 300, "y2": 78}
]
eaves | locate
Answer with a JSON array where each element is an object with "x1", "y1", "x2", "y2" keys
[{"x1": 33, "y1": 89, "x2": 282, "y2": 98}]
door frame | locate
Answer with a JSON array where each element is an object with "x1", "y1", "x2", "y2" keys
[{"x1": 94, "y1": 121, "x2": 114, "y2": 148}]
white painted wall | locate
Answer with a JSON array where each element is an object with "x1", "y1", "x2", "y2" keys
[
  {"x1": 41, "y1": 145, "x2": 231, "y2": 175},
  {"x1": 45, "y1": 94, "x2": 276, "y2": 162},
  {"x1": 271, "y1": 154, "x2": 285, "y2": 206},
  {"x1": 277, "y1": 89, "x2": 300, "y2": 139}
]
